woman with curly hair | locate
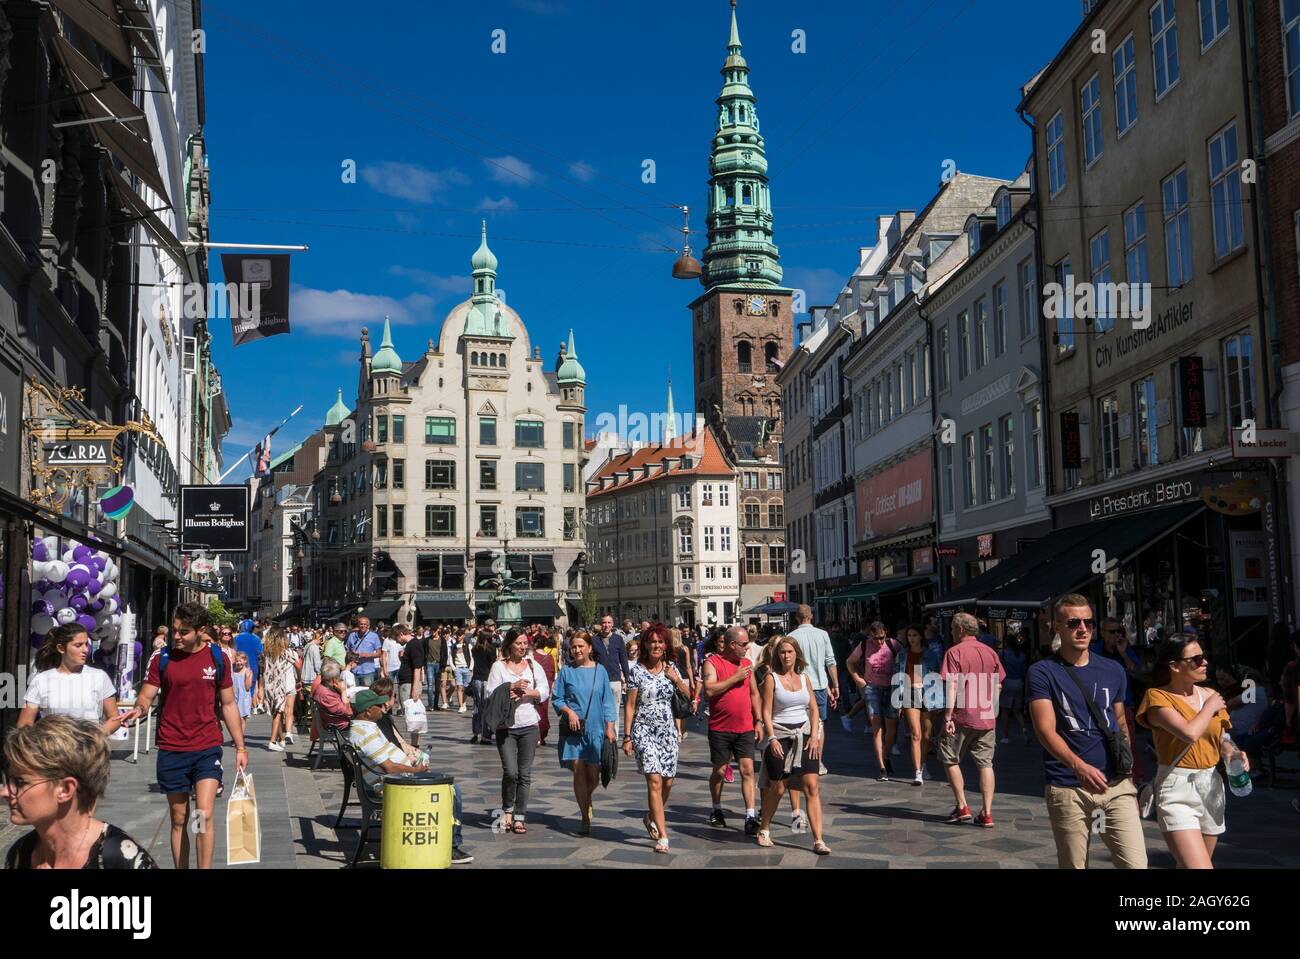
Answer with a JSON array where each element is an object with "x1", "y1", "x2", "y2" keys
[
  {"x1": 623, "y1": 623, "x2": 690, "y2": 853},
  {"x1": 262, "y1": 628, "x2": 299, "y2": 752}
]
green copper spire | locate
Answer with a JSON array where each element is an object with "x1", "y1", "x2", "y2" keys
[
  {"x1": 701, "y1": 0, "x2": 782, "y2": 290},
  {"x1": 557, "y1": 328, "x2": 585, "y2": 384},
  {"x1": 663, "y1": 375, "x2": 678, "y2": 442},
  {"x1": 370, "y1": 315, "x2": 403, "y2": 375},
  {"x1": 465, "y1": 221, "x2": 510, "y2": 337},
  {"x1": 325, "y1": 388, "x2": 350, "y2": 426}
]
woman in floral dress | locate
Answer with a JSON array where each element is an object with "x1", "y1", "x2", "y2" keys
[{"x1": 623, "y1": 623, "x2": 691, "y2": 853}]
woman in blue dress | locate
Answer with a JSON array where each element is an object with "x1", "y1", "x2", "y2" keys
[{"x1": 551, "y1": 631, "x2": 616, "y2": 836}]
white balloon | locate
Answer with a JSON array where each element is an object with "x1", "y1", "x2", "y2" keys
[
  {"x1": 32, "y1": 614, "x2": 56, "y2": 635},
  {"x1": 55, "y1": 607, "x2": 77, "y2": 625},
  {"x1": 42, "y1": 589, "x2": 66, "y2": 607},
  {"x1": 42, "y1": 536, "x2": 59, "y2": 554},
  {"x1": 105, "y1": 597, "x2": 119, "y2": 614},
  {"x1": 110, "y1": 612, "x2": 122, "y2": 625},
  {"x1": 61, "y1": 548, "x2": 75, "y2": 563},
  {"x1": 98, "y1": 581, "x2": 118, "y2": 599},
  {"x1": 45, "y1": 561, "x2": 69, "y2": 583},
  {"x1": 30, "y1": 560, "x2": 48, "y2": 580}
]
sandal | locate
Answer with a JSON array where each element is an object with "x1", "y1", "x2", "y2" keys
[
  {"x1": 643, "y1": 813, "x2": 660, "y2": 841},
  {"x1": 756, "y1": 828, "x2": 774, "y2": 848},
  {"x1": 812, "y1": 840, "x2": 832, "y2": 856},
  {"x1": 654, "y1": 837, "x2": 670, "y2": 854},
  {"x1": 510, "y1": 820, "x2": 527, "y2": 834},
  {"x1": 577, "y1": 819, "x2": 591, "y2": 836}
]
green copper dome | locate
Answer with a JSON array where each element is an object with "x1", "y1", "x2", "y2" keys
[
  {"x1": 557, "y1": 329, "x2": 585, "y2": 384},
  {"x1": 471, "y1": 220, "x2": 497, "y2": 272},
  {"x1": 325, "y1": 388, "x2": 350, "y2": 426},
  {"x1": 370, "y1": 316, "x2": 403, "y2": 375}
]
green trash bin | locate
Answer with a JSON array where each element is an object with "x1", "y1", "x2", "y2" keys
[{"x1": 380, "y1": 772, "x2": 455, "y2": 869}]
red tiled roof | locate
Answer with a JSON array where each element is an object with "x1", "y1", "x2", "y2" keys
[{"x1": 586, "y1": 427, "x2": 732, "y2": 498}]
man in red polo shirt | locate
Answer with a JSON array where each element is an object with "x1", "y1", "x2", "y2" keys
[
  {"x1": 939, "y1": 612, "x2": 1006, "y2": 828},
  {"x1": 702, "y1": 626, "x2": 763, "y2": 834},
  {"x1": 132, "y1": 602, "x2": 248, "y2": 869}
]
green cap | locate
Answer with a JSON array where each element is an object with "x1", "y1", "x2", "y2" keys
[{"x1": 353, "y1": 689, "x2": 390, "y2": 713}]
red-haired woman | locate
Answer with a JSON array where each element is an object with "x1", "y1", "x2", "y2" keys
[{"x1": 623, "y1": 623, "x2": 690, "y2": 853}]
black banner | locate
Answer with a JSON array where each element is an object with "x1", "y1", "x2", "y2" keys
[
  {"x1": 223, "y1": 253, "x2": 291, "y2": 346},
  {"x1": 1060, "y1": 411, "x2": 1082, "y2": 469},
  {"x1": 180, "y1": 484, "x2": 250, "y2": 552},
  {"x1": 1179, "y1": 355, "x2": 1206, "y2": 428},
  {"x1": 0, "y1": 355, "x2": 22, "y2": 491}
]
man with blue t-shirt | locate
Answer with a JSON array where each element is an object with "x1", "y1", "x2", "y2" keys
[
  {"x1": 1027, "y1": 594, "x2": 1147, "y2": 869},
  {"x1": 346, "y1": 615, "x2": 383, "y2": 687}
]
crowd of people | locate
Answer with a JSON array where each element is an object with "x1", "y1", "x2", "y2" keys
[{"x1": 5, "y1": 594, "x2": 1296, "y2": 870}]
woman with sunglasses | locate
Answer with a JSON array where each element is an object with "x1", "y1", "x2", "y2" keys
[
  {"x1": 4, "y1": 715, "x2": 157, "y2": 869},
  {"x1": 1137, "y1": 637, "x2": 1236, "y2": 868}
]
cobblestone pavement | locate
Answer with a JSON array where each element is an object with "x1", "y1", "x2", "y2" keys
[{"x1": 8, "y1": 706, "x2": 1298, "y2": 869}]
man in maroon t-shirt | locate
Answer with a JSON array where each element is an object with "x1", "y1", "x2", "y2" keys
[
  {"x1": 131, "y1": 602, "x2": 248, "y2": 869},
  {"x1": 702, "y1": 626, "x2": 762, "y2": 833},
  {"x1": 939, "y1": 612, "x2": 1006, "y2": 828}
]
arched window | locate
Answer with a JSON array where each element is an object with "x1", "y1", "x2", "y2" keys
[
  {"x1": 771, "y1": 301, "x2": 780, "y2": 317},
  {"x1": 734, "y1": 299, "x2": 743, "y2": 315},
  {"x1": 764, "y1": 341, "x2": 778, "y2": 372},
  {"x1": 499, "y1": 353, "x2": 506, "y2": 367},
  {"x1": 470, "y1": 351, "x2": 479, "y2": 365},
  {"x1": 737, "y1": 341, "x2": 752, "y2": 372},
  {"x1": 741, "y1": 182, "x2": 752, "y2": 205}
]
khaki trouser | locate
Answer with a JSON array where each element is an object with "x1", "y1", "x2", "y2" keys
[{"x1": 1044, "y1": 779, "x2": 1148, "y2": 869}]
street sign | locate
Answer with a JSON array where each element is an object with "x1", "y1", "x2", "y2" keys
[{"x1": 180, "y1": 485, "x2": 250, "y2": 552}]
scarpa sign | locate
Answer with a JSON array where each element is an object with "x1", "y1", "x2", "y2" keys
[{"x1": 180, "y1": 485, "x2": 250, "y2": 552}]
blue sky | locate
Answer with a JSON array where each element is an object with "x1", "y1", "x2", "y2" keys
[{"x1": 204, "y1": 0, "x2": 1080, "y2": 469}]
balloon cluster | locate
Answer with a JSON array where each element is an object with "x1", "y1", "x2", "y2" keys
[{"x1": 29, "y1": 536, "x2": 122, "y2": 650}]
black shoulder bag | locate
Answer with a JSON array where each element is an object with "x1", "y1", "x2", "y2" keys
[{"x1": 1056, "y1": 657, "x2": 1134, "y2": 780}]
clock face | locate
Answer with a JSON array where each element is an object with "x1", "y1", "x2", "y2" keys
[{"x1": 747, "y1": 295, "x2": 768, "y2": 316}]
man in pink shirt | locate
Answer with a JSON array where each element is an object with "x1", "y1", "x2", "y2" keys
[{"x1": 939, "y1": 612, "x2": 1006, "y2": 828}]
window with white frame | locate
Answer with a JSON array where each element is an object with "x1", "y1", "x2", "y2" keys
[
  {"x1": 1047, "y1": 111, "x2": 1067, "y2": 196},
  {"x1": 975, "y1": 297, "x2": 989, "y2": 369},
  {"x1": 1151, "y1": 0, "x2": 1181, "y2": 98},
  {"x1": 937, "y1": 325, "x2": 951, "y2": 391},
  {"x1": 997, "y1": 192, "x2": 1012, "y2": 229},
  {"x1": 1055, "y1": 258, "x2": 1075, "y2": 351},
  {"x1": 1208, "y1": 122, "x2": 1244, "y2": 259},
  {"x1": 1124, "y1": 201, "x2": 1150, "y2": 314},
  {"x1": 676, "y1": 484, "x2": 691, "y2": 508},
  {"x1": 981, "y1": 425, "x2": 996, "y2": 502},
  {"x1": 1199, "y1": 0, "x2": 1229, "y2": 49},
  {"x1": 1113, "y1": 34, "x2": 1139, "y2": 134},
  {"x1": 1134, "y1": 376, "x2": 1159, "y2": 467},
  {"x1": 1224, "y1": 330, "x2": 1256, "y2": 430},
  {"x1": 720, "y1": 525, "x2": 732, "y2": 552},
  {"x1": 1028, "y1": 401, "x2": 1044, "y2": 489},
  {"x1": 1099, "y1": 394, "x2": 1122, "y2": 479},
  {"x1": 897, "y1": 360, "x2": 907, "y2": 412},
  {"x1": 719, "y1": 484, "x2": 730, "y2": 506},
  {"x1": 1286, "y1": 0, "x2": 1300, "y2": 119},
  {"x1": 1090, "y1": 228, "x2": 1114, "y2": 333},
  {"x1": 678, "y1": 524, "x2": 693, "y2": 555},
  {"x1": 963, "y1": 432, "x2": 977, "y2": 508},
  {"x1": 1019, "y1": 258, "x2": 1037, "y2": 339},
  {"x1": 1163, "y1": 167, "x2": 1193, "y2": 287},
  {"x1": 993, "y1": 282, "x2": 1008, "y2": 357},
  {"x1": 903, "y1": 354, "x2": 914, "y2": 410},
  {"x1": 703, "y1": 525, "x2": 715, "y2": 551},
  {"x1": 958, "y1": 311, "x2": 971, "y2": 378},
  {"x1": 1082, "y1": 73, "x2": 1104, "y2": 166},
  {"x1": 941, "y1": 443, "x2": 954, "y2": 514},
  {"x1": 999, "y1": 414, "x2": 1015, "y2": 498}
]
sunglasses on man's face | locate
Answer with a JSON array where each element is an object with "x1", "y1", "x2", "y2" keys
[{"x1": 1064, "y1": 618, "x2": 1095, "y2": 630}]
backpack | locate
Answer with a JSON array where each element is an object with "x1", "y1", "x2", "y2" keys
[{"x1": 159, "y1": 642, "x2": 226, "y2": 717}]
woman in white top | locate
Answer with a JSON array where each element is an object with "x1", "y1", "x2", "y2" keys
[
  {"x1": 755, "y1": 636, "x2": 829, "y2": 855},
  {"x1": 20, "y1": 625, "x2": 130, "y2": 735},
  {"x1": 484, "y1": 631, "x2": 550, "y2": 833}
]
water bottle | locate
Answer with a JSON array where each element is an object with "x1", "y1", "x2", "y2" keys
[{"x1": 1222, "y1": 733, "x2": 1252, "y2": 797}]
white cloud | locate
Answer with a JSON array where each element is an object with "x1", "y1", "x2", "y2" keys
[
  {"x1": 568, "y1": 160, "x2": 597, "y2": 182},
  {"x1": 476, "y1": 196, "x2": 519, "y2": 213},
  {"x1": 360, "y1": 162, "x2": 469, "y2": 203},
  {"x1": 393, "y1": 211, "x2": 421, "y2": 229},
  {"x1": 485, "y1": 155, "x2": 540, "y2": 186},
  {"x1": 290, "y1": 285, "x2": 436, "y2": 336},
  {"x1": 782, "y1": 266, "x2": 846, "y2": 311},
  {"x1": 388, "y1": 266, "x2": 470, "y2": 297}
]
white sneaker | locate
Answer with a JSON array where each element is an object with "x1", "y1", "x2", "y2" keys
[
  {"x1": 458, "y1": 704, "x2": 467, "y2": 714},
  {"x1": 267, "y1": 742, "x2": 284, "y2": 752},
  {"x1": 913, "y1": 771, "x2": 923, "y2": 786},
  {"x1": 285, "y1": 732, "x2": 295, "y2": 745}
]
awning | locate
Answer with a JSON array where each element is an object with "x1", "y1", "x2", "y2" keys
[
  {"x1": 743, "y1": 601, "x2": 800, "y2": 615},
  {"x1": 116, "y1": 2, "x2": 166, "y2": 78},
  {"x1": 356, "y1": 600, "x2": 402, "y2": 622},
  {"x1": 50, "y1": 35, "x2": 171, "y2": 201},
  {"x1": 816, "y1": 576, "x2": 933, "y2": 604},
  {"x1": 474, "y1": 551, "x2": 495, "y2": 571},
  {"x1": 415, "y1": 599, "x2": 473, "y2": 622},
  {"x1": 107, "y1": 173, "x2": 186, "y2": 264},
  {"x1": 440, "y1": 554, "x2": 466, "y2": 575},
  {"x1": 508, "y1": 554, "x2": 531, "y2": 574},
  {"x1": 49, "y1": 0, "x2": 135, "y2": 68},
  {"x1": 976, "y1": 504, "x2": 1205, "y2": 610},
  {"x1": 532, "y1": 555, "x2": 556, "y2": 574},
  {"x1": 520, "y1": 599, "x2": 562, "y2": 619}
]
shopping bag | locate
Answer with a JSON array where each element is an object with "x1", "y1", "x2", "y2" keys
[
  {"x1": 226, "y1": 769, "x2": 261, "y2": 866},
  {"x1": 403, "y1": 698, "x2": 428, "y2": 734}
]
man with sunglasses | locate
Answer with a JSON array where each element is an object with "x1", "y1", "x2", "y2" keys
[
  {"x1": 1027, "y1": 594, "x2": 1147, "y2": 869},
  {"x1": 323, "y1": 623, "x2": 348, "y2": 667}
]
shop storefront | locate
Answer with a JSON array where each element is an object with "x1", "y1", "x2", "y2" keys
[{"x1": 934, "y1": 520, "x2": 1055, "y2": 596}]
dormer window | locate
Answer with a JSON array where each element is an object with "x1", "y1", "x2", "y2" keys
[
  {"x1": 967, "y1": 220, "x2": 981, "y2": 256},
  {"x1": 996, "y1": 192, "x2": 1012, "y2": 230}
]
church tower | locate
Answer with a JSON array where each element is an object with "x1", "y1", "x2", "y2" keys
[
  {"x1": 689, "y1": 0, "x2": 791, "y2": 432},
  {"x1": 687, "y1": 0, "x2": 789, "y2": 611}
]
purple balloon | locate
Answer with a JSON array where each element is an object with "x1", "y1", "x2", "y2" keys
[
  {"x1": 76, "y1": 614, "x2": 97, "y2": 632},
  {"x1": 90, "y1": 556, "x2": 107, "y2": 572},
  {"x1": 31, "y1": 600, "x2": 54, "y2": 617},
  {"x1": 72, "y1": 545, "x2": 94, "y2": 563},
  {"x1": 32, "y1": 542, "x2": 48, "y2": 562},
  {"x1": 65, "y1": 568, "x2": 90, "y2": 590},
  {"x1": 86, "y1": 577, "x2": 102, "y2": 596},
  {"x1": 69, "y1": 594, "x2": 88, "y2": 612},
  {"x1": 89, "y1": 600, "x2": 105, "y2": 613}
]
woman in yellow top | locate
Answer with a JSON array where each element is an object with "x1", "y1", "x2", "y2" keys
[{"x1": 1136, "y1": 636, "x2": 1243, "y2": 869}]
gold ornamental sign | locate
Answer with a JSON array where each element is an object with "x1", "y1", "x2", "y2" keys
[{"x1": 25, "y1": 379, "x2": 164, "y2": 511}]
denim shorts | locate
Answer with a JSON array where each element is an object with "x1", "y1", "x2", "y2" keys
[
  {"x1": 813, "y1": 687, "x2": 829, "y2": 722},
  {"x1": 454, "y1": 667, "x2": 472, "y2": 687},
  {"x1": 864, "y1": 684, "x2": 898, "y2": 721}
]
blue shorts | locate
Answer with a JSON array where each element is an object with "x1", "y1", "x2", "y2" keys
[
  {"x1": 156, "y1": 746, "x2": 224, "y2": 794},
  {"x1": 864, "y1": 685, "x2": 898, "y2": 721},
  {"x1": 454, "y1": 667, "x2": 472, "y2": 687},
  {"x1": 813, "y1": 687, "x2": 829, "y2": 722}
]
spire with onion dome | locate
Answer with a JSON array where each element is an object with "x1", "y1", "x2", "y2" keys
[
  {"x1": 556, "y1": 328, "x2": 585, "y2": 384},
  {"x1": 370, "y1": 315, "x2": 403, "y2": 375},
  {"x1": 325, "y1": 388, "x2": 350, "y2": 427}
]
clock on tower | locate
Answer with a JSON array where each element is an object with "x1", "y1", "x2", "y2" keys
[{"x1": 746, "y1": 294, "x2": 768, "y2": 316}]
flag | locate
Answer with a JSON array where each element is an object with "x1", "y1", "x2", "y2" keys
[
  {"x1": 223, "y1": 253, "x2": 292, "y2": 346},
  {"x1": 252, "y1": 431, "x2": 273, "y2": 477}
]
